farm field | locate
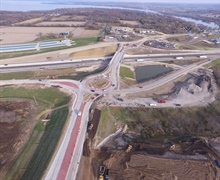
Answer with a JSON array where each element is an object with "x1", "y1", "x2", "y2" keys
[
  {"x1": 36, "y1": 21, "x2": 86, "y2": 26},
  {"x1": 69, "y1": 44, "x2": 118, "y2": 58},
  {"x1": 0, "y1": 26, "x2": 100, "y2": 44},
  {"x1": 14, "y1": 17, "x2": 42, "y2": 25},
  {"x1": 51, "y1": 15, "x2": 86, "y2": 21},
  {"x1": 120, "y1": 20, "x2": 140, "y2": 25}
]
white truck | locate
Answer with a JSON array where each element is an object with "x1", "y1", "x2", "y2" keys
[
  {"x1": 199, "y1": 55, "x2": 207, "y2": 59},
  {"x1": 176, "y1": 57, "x2": 184, "y2": 60}
]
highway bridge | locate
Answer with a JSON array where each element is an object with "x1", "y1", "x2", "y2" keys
[{"x1": 1, "y1": 33, "x2": 220, "y2": 180}]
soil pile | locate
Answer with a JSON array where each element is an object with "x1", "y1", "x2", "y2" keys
[{"x1": 169, "y1": 69, "x2": 217, "y2": 106}]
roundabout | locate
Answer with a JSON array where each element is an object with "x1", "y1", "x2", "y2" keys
[{"x1": 87, "y1": 76, "x2": 112, "y2": 91}]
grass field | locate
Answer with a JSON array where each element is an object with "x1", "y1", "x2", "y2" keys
[
  {"x1": 167, "y1": 35, "x2": 193, "y2": 42},
  {"x1": 0, "y1": 86, "x2": 70, "y2": 107},
  {"x1": 0, "y1": 71, "x2": 34, "y2": 80},
  {"x1": 178, "y1": 41, "x2": 220, "y2": 50},
  {"x1": 0, "y1": 86, "x2": 70, "y2": 179},
  {"x1": 206, "y1": 59, "x2": 220, "y2": 67},
  {"x1": 120, "y1": 66, "x2": 135, "y2": 79},
  {"x1": 73, "y1": 37, "x2": 100, "y2": 47},
  {"x1": 103, "y1": 102, "x2": 220, "y2": 139},
  {"x1": 97, "y1": 107, "x2": 117, "y2": 140},
  {"x1": 20, "y1": 107, "x2": 69, "y2": 180},
  {"x1": 207, "y1": 34, "x2": 220, "y2": 39}
]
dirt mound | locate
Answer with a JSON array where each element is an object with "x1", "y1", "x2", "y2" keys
[
  {"x1": 175, "y1": 74, "x2": 212, "y2": 95},
  {"x1": 169, "y1": 69, "x2": 217, "y2": 106}
]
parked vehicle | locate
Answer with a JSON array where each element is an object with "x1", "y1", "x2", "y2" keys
[{"x1": 158, "y1": 100, "x2": 166, "y2": 103}]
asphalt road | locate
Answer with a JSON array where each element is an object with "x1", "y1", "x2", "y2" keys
[
  {"x1": 0, "y1": 33, "x2": 219, "y2": 180},
  {"x1": 0, "y1": 55, "x2": 215, "y2": 180}
]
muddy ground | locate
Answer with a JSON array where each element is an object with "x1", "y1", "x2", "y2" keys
[
  {"x1": 0, "y1": 100, "x2": 36, "y2": 178},
  {"x1": 77, "y1": 107, "x2": 220, "y2": 180}
]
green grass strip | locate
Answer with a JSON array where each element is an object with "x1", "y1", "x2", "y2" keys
[
  {"x1": 0, "y1": 86, "x2": 70, "y2": 107},
  {"x1": 20, "y1": 107, "x2": 69, "y2": 180},
  {"x1": 120, "y1": 66, "x2": 135, "y2": 79},
  {"x1": 0, "y1": 71, "x2": 34, "y2": 80}
]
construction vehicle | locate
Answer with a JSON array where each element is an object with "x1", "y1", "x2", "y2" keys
[
  {"x1": 99, "y1": 166, "x2": 106, "y2": 175},
  {"x1": 99, "y1": 175, "x2": 104, "y2": 180},
  {"x1": 88, "y1": 123, "x2": 93, "y2": 130},
  {"x1": 99, "y1": 166, "x2": 106, "y2": 180},
  {"x1": 126, "y1": 145, "x2": 132, "y2": 153},
  {"x1": 105, "y1": 169, "x2": 109, "y2": 180}
]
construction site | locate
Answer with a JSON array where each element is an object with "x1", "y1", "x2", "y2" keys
[
  {"x1": 76, "y1": 67, "x2": 220, "y2": 180},
  {"x1": 76, "y1": 106, "x2": 220, "y2": 180}
]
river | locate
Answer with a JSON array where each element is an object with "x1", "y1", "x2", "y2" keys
[
  {"x1": 175, "y1": 16, "x2": 219, "y2": 29},
  {"x1": 1, "y1": 1, "x2": 219, "y2": 29}
]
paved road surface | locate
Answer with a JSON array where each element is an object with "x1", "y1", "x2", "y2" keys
[
  {"x1": 0, "y1": 33, "x2": 219, "y2": 180},
  {"x1": 57, "y1": 102, "x2": 86, "y2": 180}
]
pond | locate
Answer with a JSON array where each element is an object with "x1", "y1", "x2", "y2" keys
[{"x1": 135, "y1": 65, "x2": 173, "y2": 83}]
